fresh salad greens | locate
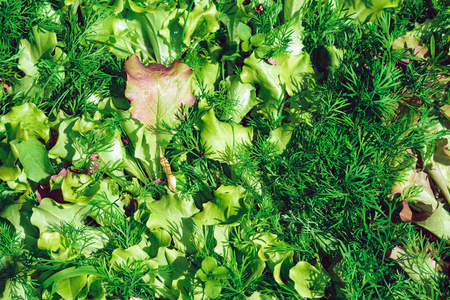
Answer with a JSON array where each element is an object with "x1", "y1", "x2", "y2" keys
[{"x1": 1, "y1": 0, "x2": 450, "y2": 299}]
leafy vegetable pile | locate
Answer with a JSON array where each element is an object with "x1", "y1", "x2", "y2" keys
[{"x1": 1, "y1": 0, "x2": 450, "y2": 299}]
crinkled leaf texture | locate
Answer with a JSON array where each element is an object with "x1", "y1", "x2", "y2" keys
[
  {"x1": 14, "y1": 26, "x2": 66, "y2": 97},
  {"x1": 194, "y1": 185, "x2": 249, "y2": 226},
  {"x1": 146, "y1": 190, "x2": 200, "y2": 254},
  {"x1": 240, "y1": 51, "x2": 314, "y2": 119},
  {"x1": 31, "y1": 198, "x2": 107, "y2": 258},
  {"x1": 289, "y1": 261, "x2": 331, "y2": 298},
  {"x1": 88, "y1": 1, "x2": 178, "y2": 64},
  {"x1": 0, "y1": 103, "x2": 51, "y2": 185},
  {"x1": 179, "y1": 2, "x2": 220, "y2": 47},
  {"x1": 110, "y1": 245, "x2": 158, "y2": 284},
  {"x1": 0, "y1": 102, "x2": 50, "y2": 142},
  {"x1": 197, "y1": 109, "x2": 253, "y2": 163}
]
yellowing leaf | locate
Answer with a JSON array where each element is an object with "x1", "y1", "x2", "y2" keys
[{"x1": 160, "y1": 146, "x2": 176, "y2": 192}]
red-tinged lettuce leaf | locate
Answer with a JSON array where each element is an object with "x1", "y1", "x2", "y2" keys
[
  {"x1": 123, "y1": 55, "x2": 196, "y2": 179},
  {"x1": 400, "y1": 172, "x2": 450, "y2": 239},
  {"x1": 124, "y1": 54, "x2": 196, "y2": 179},
  {"x1": 125, "y1": 54, "x2": 195, "y2": 131}
]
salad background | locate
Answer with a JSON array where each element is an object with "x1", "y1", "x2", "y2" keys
[{"x1": 1, "y1": 0, "x2": 450, "y2": 299}]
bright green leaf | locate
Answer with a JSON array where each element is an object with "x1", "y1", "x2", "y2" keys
[
  {"x1": 180, "y1": 3, "x2": 220, "y2": 46},
  {"x1": 201, "y1": 256, "x2": 218, "y2": 274},
  {"x1": 197, "y1": 109, "x2": 253, "y2": 163},
  {"x1": 193, "y1": 185, "x2": 249, "y2": 225},
  {"x1": 0, "y1": 102, "x2": 50, "y2": 142},
  {"x1": 205, "y1": 279, "x2": 221, "y2": 299},
  {"x1": 146, "y1": 190, "x2": 199, "y2": 254},
  {"x1": 269, "y1": 123, "x2": 295, "y2": 155},
  {"x1": 289, "y1": 261, "x2": 331, "y2": 298},
  {"x1": 110, "y1": 245, "x2": 151, "y2": 270},
  {"x1": 222, "y1": 75, "x2": 258, "y2": 123},
  {"x1": 237, "y1": 22, "x2": 252, "y2": 41},
  {"x1": 250, "y1": 33, "x2": 265, "y2": 47},
  {"x1": 343, "y1": 0, "x2": 400, "y2": 23},
  {"x1": 31, "y1": 198, "x2": 88, "y2": 236},
  {"x1": 13, "y1": 138, "x2": 54, "y2": 184}
]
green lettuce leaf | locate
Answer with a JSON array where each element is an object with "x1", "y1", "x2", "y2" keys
[
  {"x1": 13, "y1": 138, "x2": 54, "y2": 184},
  {"x1": 31, "y1": 197, "x2": 108, "y2": 260},
  {"x1": 190, "y1": 55, "x2": 220, "y2": 96},
  {"x1": 342, "y1": 0, "x2": 400, "y2": 23},
  {"x1": 289, "y1": 261, "x2": 331, "y2": 298},
  {"x1": 42, "y1": 267, "x2": 103, "y2": 300},
  {"x1": 0, "y1": 198, "x2": 40, "y2": 244},
  {"x1": 180, "y1": 2, "x2": 220, "y2": 47},
  {"x1": 110, "y1": 245, "x2": 155, "y2": 271},
  {"x1": 222, "y1": 75, "x2": 258, "y2": 123},
  {"x1": 240, "y1": 51, "x2": 314, "y2": 119},
  {"x1": 197, "y1": 109, "x2": 253, "y2": 163},
  {"x1": 88, "y1": 2, "x2": 180, "y2": 64},
  {"x1": 75, "y1": 275, "x2": 105, "y2": 300},
  {"x1": 118, "y1": 111, "x2": 158, "y2": 180},
  {"x1": 30, "y1": 198, "x2": 88, "y2": 233},
  {"x1": 13, "y1": 26, "x2": 66, "y2": 97},
  {"x1": 0, "y1": 102, "x2": 50, "y2": 142},
  {"x1": 193, "y1": 185, "x2": 249, "y2": 226},
  {"x1": 283, "y1": 0, "x2": 306, "y2": 20},
  {"x1": 145, "y1": 190, "x2": 199, "y2": 254},
  {"x1": 251, "y1": 232, "x2": 294, "y2": 285},
  {"x1": 218, "y1": 0, "x2": 252, "y2": 46},
  {"x1": 124, "y1": 54, "x2": 196, "y2": 177},
  {"x1": 268, "y1": 123, "x2": 296, "y2": 155},
  {"x1": 60, "y1": 172, "x2": 100, "y2": 204},
  {"x1": 125, "y1": 54, "x2": 196, "y2": 129},
  {"x1": 387, "y1": 245, "x2": 445, "y2": 292},
  {"x1": 0, "y1": 103, "x2": 51, "y2": 186}
]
